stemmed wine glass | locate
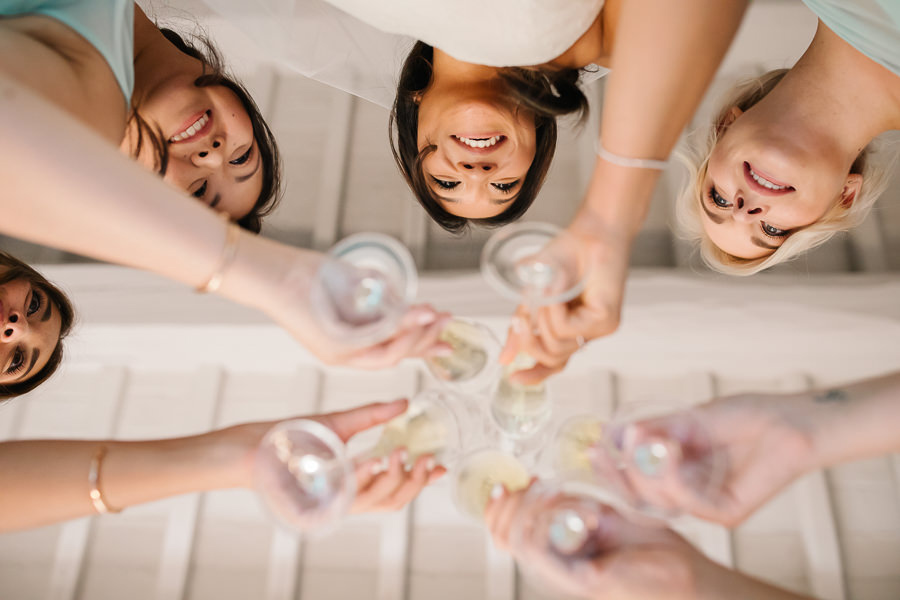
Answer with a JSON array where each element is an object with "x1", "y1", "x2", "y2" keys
[
  {"x1": 254, "y1": 389, "x2": 472, "y2": 532},
  {"x1": 310, "y1": 232, "x2": 418, "y2": 346},
  {"x1": 552, "y1": 403, "x2": 727, "y2": 522},
  {"x1": 450, "y1": 447, "x2": 532, "y2": 522},
  {"x1": 423, "y1": 318, "x2": 502, "y2": 393},
  {"x1": 480, "y1": 222, "x2": 586, "y2": 443}
]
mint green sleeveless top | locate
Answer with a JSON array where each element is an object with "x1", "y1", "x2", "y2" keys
[
  {"x1": 802, "y1": 0, "x2": 900, "y2": 76},
  {"x1": 1, "y1": 0, "x2": 134, "y2": 102}
]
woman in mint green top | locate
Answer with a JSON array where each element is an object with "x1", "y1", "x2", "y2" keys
[
  {"x1": 0, "y1": 0, "x2": 281, "y2": 232},
  {"x1": 676, "y1": 0, "x2": 900, "y2": 277}
]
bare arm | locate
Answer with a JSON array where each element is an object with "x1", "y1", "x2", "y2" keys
[{"x1": 0, "y1": 400, "x2": 444, "y2": 532}]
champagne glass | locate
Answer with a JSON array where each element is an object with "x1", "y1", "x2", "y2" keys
[
  {"x1": 480, "y1": 222, "x2": 586, "y2": 443},
  {"x1": 310, "y1": 232, "x2": 418, "y2": 346},
  {"x1": 508, "y1": 480, "x2": 645, "y2": 597},
  {"x1": 423, "y1": 318, "x2": 502, "y2": 393},
  {"x1": 451, "y1": 447, "x2": 532, "y2": 521},
  {"x1": 568, "y1": 402, "x2": 727, "y2": 521},
  {"x1": 551, "y1": 413, "x2": 606, "y2": 482},
  {"x1": 255, "y1": 390, "x2": 468, "y2": 532}
]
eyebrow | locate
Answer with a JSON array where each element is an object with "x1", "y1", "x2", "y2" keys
[
  {"x1": 16, "y1": 348, "x2": 40, "y2": 382},
  {"x1": 235, "y1": 153, "x2": 262, "y2": 184},
  {"x1": 700, "y1": 201, "x2": 725, "y2": 225},
  {"x1": 751, "y1": 237, "x2": 780, "y2": 251}
]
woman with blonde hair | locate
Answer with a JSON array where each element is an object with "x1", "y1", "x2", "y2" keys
[{"x1": 676, "y1": 5, "x2": 899, "y2": 275}]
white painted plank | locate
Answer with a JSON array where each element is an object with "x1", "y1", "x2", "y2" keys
[
  {"x1": 313, "y1": 92, "x2": 356, "y2": 251},
  {"x1": 485, "y1": 536, "x2": 516, "y2": 600},
  {"x1": 155, "y1": 367, "x2": 225, "y2": 600}
]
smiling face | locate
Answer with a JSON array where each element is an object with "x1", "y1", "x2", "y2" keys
[
  {"x1": 416, "y1": 83, "x2": 537, "y2": 219},
  {"x1": 127, "y1": 80, "x2": 264, "y2": 221},
  {"x1": 700, "y1": 107, "x2": 862, "y2": 259},
  {"x1": 0, "y1": 274, "x2": 62, "y2": 387}
]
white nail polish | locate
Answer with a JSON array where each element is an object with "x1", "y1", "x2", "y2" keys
[
  {"x1": 490, "y1": 483, "x2": 505, "y2": 500},
  {"x1": 425, "y1": 458, "x2": 436, "y2": 471}
]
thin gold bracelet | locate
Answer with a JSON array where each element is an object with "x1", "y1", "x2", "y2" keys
[
  {"x1": 196, "y1": 214, "x2": 240, "y2": 294},
  {"x1": 88, "y1": 446, "x2": 122, "y2": 515}
]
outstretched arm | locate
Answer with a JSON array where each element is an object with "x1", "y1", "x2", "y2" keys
[
  {"x1": 502, "y1": 0, "x2": 749, "y2": 384},
  {"x1": 0, "y1": 399, "x2": 444, "y2": 532}
]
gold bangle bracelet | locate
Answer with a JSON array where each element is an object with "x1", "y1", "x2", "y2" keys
[
  {"x1": 197, "y1": 214, "x2": 240, "y2": 294},
  {"x1": 88, "y1": 446, "x2": 122, "y2": 515}
]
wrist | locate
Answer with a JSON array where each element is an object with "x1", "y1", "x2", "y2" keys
[{"x1": 201, "y1": 421, "x2": 273, "y2": 490}]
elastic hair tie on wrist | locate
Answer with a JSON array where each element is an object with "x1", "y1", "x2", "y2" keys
[{"x1": 595, "y1": 138, "x2": 670, "y2": 171}]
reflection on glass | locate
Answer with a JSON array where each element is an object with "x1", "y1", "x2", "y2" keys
[
  {"x1": 311, "y1": 232, "x2": 417, "y2": 346},
  {"x1": 424, "y1": 318, "x2": 501, "y2": 392}
]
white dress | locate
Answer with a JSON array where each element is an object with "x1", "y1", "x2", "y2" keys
[{"x1": 200, "y1": 0, "x2": 606, "y2": 109}]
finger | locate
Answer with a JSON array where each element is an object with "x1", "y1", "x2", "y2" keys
[
  {"x1": 356, "y1": 447, "x2": 408, "y2": 512},
  {"x1": 397, "y1": 304, "x2": 441, "y2": 329},
  {"x1": 316, "y1": 399, "x2": 408, "y2": 442},
  {"x1": 357, "y1": 313, "x2": 453, "y2": 367},
  {"x1": 499, "y1": 307, "x2": 530, "y2": 365},
  {"x1": 426, "y1": 465, "x2": 447, "y2": 483},
  {"x1": 407, "y1": 314, "x2": 454, "y2": 359},
  {"x1": 384, "y1": 454, "x2": 436, "y2": 510},
  {"x1": 493, "y1": 487, "x2": 528, "y2": 553},
  {"x1": 354, "y1": 455, "x2": 386, "y2": 492},
  {"x1": 507, "y1": 363, "x2": 565, "y2": 386},
  {"x1": 483, "y1": 484, "x2": 509, "y2": 544},
  {"x1": 546, "y1": 297, "x2": 583, "y2": 340}
]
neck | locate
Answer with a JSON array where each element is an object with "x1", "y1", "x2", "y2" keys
[
  {"x1": 550, "y1": 0, "x2": 620, "y2": 68},
  {"x1": 431, "y1": 48, "x2": 500, "y2": 85},
  {"x1": 130, "y1": 5, "x2": 203, "y2": 108},
  {"x1": 769, "y1": 22, "x2": 900, "y2": 156}
]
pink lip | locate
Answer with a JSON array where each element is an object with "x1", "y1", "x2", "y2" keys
[
  {"x1": 743, "y1": 162, "x2": 794, "y2": 196},
  {"x1": 170, "y1": 110, "x2": 213, "y2": 144},
  {"x1": 450, "y1": 135, "x2": 507, "y2": 155}
]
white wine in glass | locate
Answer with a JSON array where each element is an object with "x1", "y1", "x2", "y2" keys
[
  {"x1": 452, "y1": 448, "x2": 531, "y2": 520},
  {"x1": 424, "y1": 318, "x2": 501, "y2": 393}
]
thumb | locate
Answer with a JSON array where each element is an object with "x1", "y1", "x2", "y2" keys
[{"x1": 318, "y1": 398, "x2": 408, "y2": 441}]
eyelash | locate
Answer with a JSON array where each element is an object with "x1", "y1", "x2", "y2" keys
[
  {"x1": 192, "y1": 181, "x2": 208, "y2": 199},
  {"x1": 709, "y1": 186, "x2": 790, "y2": 239},
  {"x1": 27, "y1": 289, "x2": 42, "y2": 316},
  {"x1": 431, "y1": 177, "x2": 460, "y2": 190},
  {"x1": 6, "y1": 348, "x2": 24, "y2": 375},
  {"x1": 492, "y1": 181, "x2": 520, "y2": 194},
  {"x1": 708, "y1": 186, "x2": 731, "y2": 208},
  {"x1": 230, "y1": 147, "x2": 252, "y2": 166}
]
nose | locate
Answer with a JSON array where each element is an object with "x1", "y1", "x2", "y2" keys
[
  {"x1": 1, "y1": 312, "x2": 27, "y2": 343},
  {"x1": 193, "y1": 138, "x2": 224, "y2": 167},
  {"x1": 732, "y1": 195, "x2": 767, "y2": 223},
  {"x1": 458, "y1": 161, "x2": 496, "y2": 172}
]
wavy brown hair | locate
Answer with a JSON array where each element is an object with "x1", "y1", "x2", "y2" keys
[
  {"x1": 127, "y1": 28, "x2": 283, "y2": 233},
  {"x1": 390, "y1": 42, "x2": 589, "y2": 234}
]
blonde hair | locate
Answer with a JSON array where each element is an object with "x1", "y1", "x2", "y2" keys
[{"x1": 675, "y1": 69, "x2": 894, "y2": 276}]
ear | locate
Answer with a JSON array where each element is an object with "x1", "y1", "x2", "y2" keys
[
  {"x1": 411, "y1": 91, "x2": 424, "y2": 105},
  {"x1": 840, "y1": 173, "x2": 863, "y2": 208},
  {"x1": 715, "y1": 106, "x2": 743, "y2": 136}
]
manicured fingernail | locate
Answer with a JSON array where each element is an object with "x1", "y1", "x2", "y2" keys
[
  {"x1": 490, "y1": 483, "x2": 505, "y2": 500},
  {"x1": 371, "y1": 459, "x2": 385, "y2": 475},
  {"x1": 425, "y1": 458, "x2": 436, "y2": 471},
  {"x1": 417, "y1": 312, "x2": 437, "y2": 325},
  {"x1": 379, "y1": 457, "x2": 390, "y2": 472},
  {"x1": 400, "y1": 449, "x2": 409, "y2": 464},
  {"x1": 512, "y1": 317, "x2": 526, "y2": 333}
]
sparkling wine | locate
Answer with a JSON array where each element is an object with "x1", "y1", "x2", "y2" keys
[
  {"x1": 453, "y1": 449, "x2": 531, "y2": 519},
  {"x1": 426, "y1": 319, "x2": 490, "y2": 382},
  {"x1": 370, "y1": 401, "x2": 452, "y2": 464},
  {"x1": 554, "y1": 417, "x2": 605, "y2": 476},
  {"x1": 490, "y1": 363, "x2": 551, "y2": 440}
]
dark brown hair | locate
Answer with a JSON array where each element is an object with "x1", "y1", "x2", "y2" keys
[
  {"x1": 389, "y1": 42, "x2": 589, "y2": 233},
  {"x1": 0, "y1": 253, "x2": 75, "y2": 400},
  {"x1": 128, "y1": 28, "x2": 283, "y2": 233}
]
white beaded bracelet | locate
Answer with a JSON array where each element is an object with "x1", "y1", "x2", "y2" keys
[{"x1": 595, "y1": 138, "x2": 670, "y2": 171}]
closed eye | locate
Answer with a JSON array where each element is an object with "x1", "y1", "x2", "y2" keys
[
  {"x1": 192, "y1": 180, "x2": 208, "y2": 199},
  {"x1": 230, "y1": 147, "x2": 252, "y2": 166},
  {"x1": 431, "y1": 176, "x2": 460, "y2": 190},
  {"x1": 491, "y1": 180, "x2": 521, "y2": 194}
]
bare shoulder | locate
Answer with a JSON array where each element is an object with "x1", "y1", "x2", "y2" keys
[{"x1": 0, "y1": 15, "x2": 126, "y2": 143}]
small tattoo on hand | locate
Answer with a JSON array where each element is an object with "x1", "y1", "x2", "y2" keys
[{"x1": 815, "y1": 389, "x2": 848, "y2": 403}]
